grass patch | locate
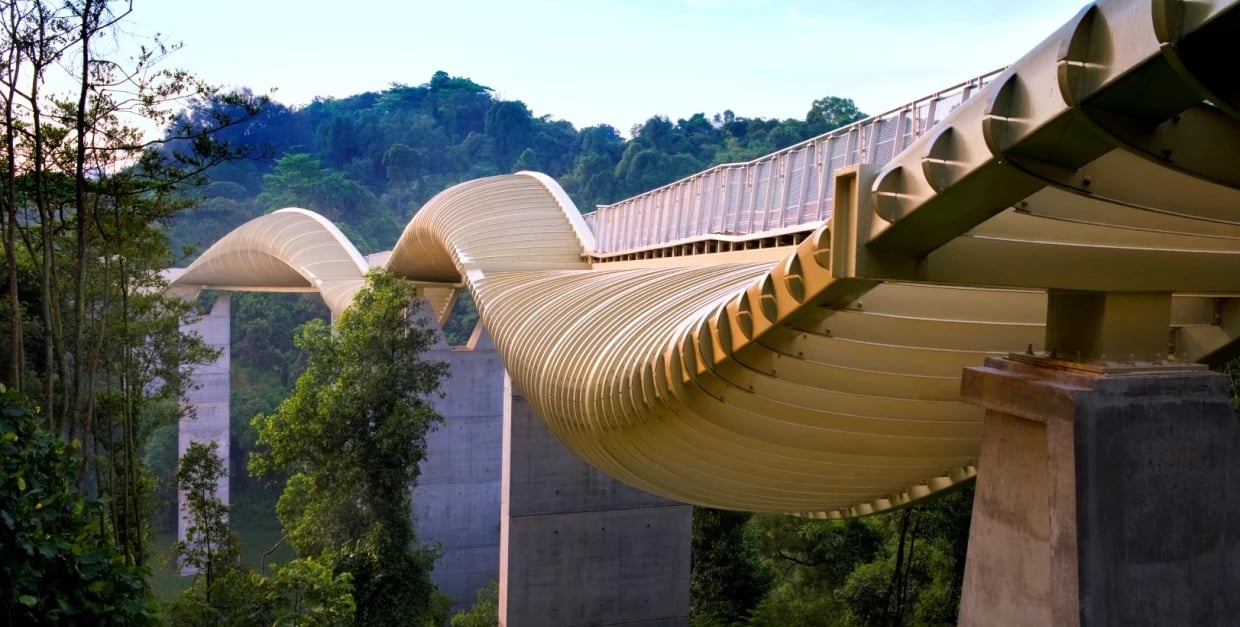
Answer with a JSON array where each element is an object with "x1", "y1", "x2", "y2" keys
[
  {"x1": 149, "y1": 526, "x2": 296, "y2": 601},
  {"x1": 150, "y1": 531, "x2": 193, "y2": 601},
  {"x1": 238, "y1": 527, "x2": 295, "y2": 571}
]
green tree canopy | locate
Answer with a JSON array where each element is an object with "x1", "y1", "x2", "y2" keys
[
  {"x1": 806, "y1": 96, "x2": 866, "y2": 134},
  {"x1": 0, "y1": 386, "x2": 152, "y2": 625},
  {"x1": 690, "y1": 508, "x2": 773, "y2": 625},
  {"x1": 257, "y1": 153, "x2": 399, "y2": 252},
  {"x1": 1, "y1": 0, "x2": 261, "y2": 577},
  {"x1": 251, "y1": 270, "x2": 450, "y2": 626},
  {"x1": 450, "y1": 580, "x2": 498, "y2": 627},
  {"x1": 174, "y1": 441, "x2": 241, "y2": 594}
]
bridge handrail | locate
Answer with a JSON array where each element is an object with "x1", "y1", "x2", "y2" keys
[{"x1": 583, "y1": 68, "x2": 1006, "y2": 253}]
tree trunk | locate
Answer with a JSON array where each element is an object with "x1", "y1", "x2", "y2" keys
[
  {"x1": 885, "y1": 508, "x2": 912, "y2": 626},
  {"x1": 0, "y1": 7, "x2": 23, "y2": 392},
  {"x1": 70, "y1": 0, "x2": 94, "y2": 474},
  {"x1": 27, "y1": 18, "x2": 57, "y2": 432}
]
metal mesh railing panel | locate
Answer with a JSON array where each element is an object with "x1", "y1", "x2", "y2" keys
[{"x1": 584, "y1": 70, "x2": 1002, "y2": 253}]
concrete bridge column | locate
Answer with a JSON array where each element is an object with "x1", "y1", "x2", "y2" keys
[
  {"x1": 178, "y1": 293, "x2": 231, "y2": 552},
  {"x1": 500, "y1": 375, "x2": 691, "y2": 626},
  {"x1": 414, "y1": 327, "x2": 503, "y2": 612},
  {"x1": 957, "y1": 356, "x2": 1240, "y2": 626}
]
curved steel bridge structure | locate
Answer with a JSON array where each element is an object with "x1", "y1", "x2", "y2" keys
[{"x1": 171, "y1": 0, "x2": 1240, "y2": 518}]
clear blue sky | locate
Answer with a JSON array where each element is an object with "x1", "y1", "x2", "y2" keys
[{"x1": 132, "y1": 0, "x2": 1087, "y2": 133}]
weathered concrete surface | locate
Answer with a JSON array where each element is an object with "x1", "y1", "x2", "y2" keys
[
  {"x1": 415, "y1": 328, "x2": 503, "y2": 612},
  {"x1": 500, "y1": 379, "x2": 691, "y2": 627},
  {"x1": 178, "y1": 294, "x2": 232, "y2": 558},
  {"x1": 958, "y1": 410, "x2": 1053, "y2": 626},
  {"x1": 959, "y1": 357, "x2": 1240, "y2": 627}
]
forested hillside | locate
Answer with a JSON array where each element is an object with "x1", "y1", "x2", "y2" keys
[{"x1": 165, "y1": 70, "x2": 866, "y2": 258}]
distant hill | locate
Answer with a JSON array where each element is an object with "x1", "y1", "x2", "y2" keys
[{"x1": 165, "y1": 70, "x2": 863, "y2": 258}]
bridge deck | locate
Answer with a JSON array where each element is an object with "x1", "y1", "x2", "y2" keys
[
  {"x1": 169, "y1": 0, "x2": 1240, "y2": 517},
  {"x1": 584, "y1": 70, "x2": 1002, "y2": 255}
]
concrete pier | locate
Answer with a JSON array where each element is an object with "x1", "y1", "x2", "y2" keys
[
  {"x1": 500, "y1": 377, "x2": 691, "y2": 627},
  {"x1": 415, "y1": 328, "x2": 504, "y2": 611},
  {"x1": 177, "y1": 294, "x2": 232, "y2": 559},
  {"x1": 958, "y1": 357, "x2": 1240, "y2": 627}
]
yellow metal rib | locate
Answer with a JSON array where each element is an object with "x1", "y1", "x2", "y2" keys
[
  {"x1": 171, "y1": 208, "x2": 369, "y2": 317},
  {"x1": 377, "y1": 173, "x2": 1010, "y2": 516},
  {"x1": 169, "y1": 208, "x2": 458, "y2": 322}
]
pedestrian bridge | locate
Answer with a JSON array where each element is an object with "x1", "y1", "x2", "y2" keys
[{"x1": 169, "y1": 0, "x2": 1240, "y2": 518}]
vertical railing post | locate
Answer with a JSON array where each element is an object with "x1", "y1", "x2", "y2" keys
[
  {"x1": 866, "y1": 119, "x2": 882, "y2": 164},
  {"x1": 594, "y1": 207, "x2": 604, "y2": 253},
  {"x1": 689, "y1": 174, "x2": 705, "y2": 240},
  {"x1": 794, "y1": 143, "x2": 816, "y2": 225},
  {"x1": 668, "y1": 184, "x2": 681, "y2": 243},
  {"x1": 893, "y1": 106, "x2": 909, "y2": 154},
  {"x1": 766, "y1": 155, "x2": 786, "y2": 231},
  {"x1": 597, "y1": 206, "x2": 609, "y2": 253},
  {"x1": 620, "y1": 201, "x2": 632, "y2": 251},
  {"x1": 652, "y1": 192, "x2": 664, "y2": 247},
  {"x1": 643, "y1": 196, "x2": 651, "y2": 248},
  {"x1": 744, "y1": 165, "x2": 760, "y2": 234},
  {"x1": 612, "y1": 206, "x2": 624, "y2": 254},
  {"x1": 714, "y1": 170, "x2": 730, "y2": 235},
  {"x1": 816, "y1": 135, "x2": 837, "y2": 221}
]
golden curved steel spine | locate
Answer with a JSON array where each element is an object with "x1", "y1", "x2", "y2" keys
[
  {"x1": 171, "y1": 208, "x2": 369, "y2": 316},
  {"x1": 171, "y1": 0, "x2": 1240, "y2": 518},
  {"x1": 385, "y1": 172, "x2": 1010, "y2": 516},
  {"x1": 170, "y1": 207, "x2": 459, "y2": 321}
]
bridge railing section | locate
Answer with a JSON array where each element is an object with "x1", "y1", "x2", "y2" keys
[{"x1": 583, "y1": 69, "x2": 1004, "y2": 254}]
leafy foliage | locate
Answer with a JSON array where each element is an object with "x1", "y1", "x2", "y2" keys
[
  {"x1": 144, "y1": 423, "x2": 181, "y2": 533},
  {"x1": 226, "y1": 292, "x2": 330, "y2": 529},
  {"x1": 173, "y1": 441, "x2": 241, "y2": 592},
  {"x1": 251, "y1": 270, "x2": 449, "y2": 626},
  {"x1": 806, "y1": 96, "x2": 866, "y2": 135},
  {"x1": 690, "y1": 508, "x2": 773, "y2": 626},
  {"x1": 1225, "y1": 358, "x2": 1240, "y2": 414},
  {"x1": 266, "y1": 556, "x2": 357, "y2": 626},
  {"x1": 694, "y1": 485, "x2": 975, "y2": 627},
  {"x1": 450, "y1": 580, "x2": 498, "y2": 627},
  {"x1": 166, "y1": 429, "x2": 355, "y2": 625},
  {"x1": 0, "y1": 386, "x2": 153, "y2": 625},
  {"x1": 164, "y1": 556, "x2": 355, "y2": 626},
  {"x1": 257, "y1": 154, "x2": 398, "y2": 252},
  {"x1": 0, "y1": 0, "x2": 258, "y2": 576},
  {"x1": 441, "y1": 291, "x2": 480, "y2": 346}
]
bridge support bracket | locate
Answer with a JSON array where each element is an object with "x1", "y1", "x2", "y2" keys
[
  {"x1": 957, "y1": 356, "x2": 1240, "y2": 627},
  {"x1": 829, "y1": 165, "x2": 919, "y2": 282},
  {"x1": 1044, "y1": 290, "x2": 1179, "y2": 364}
]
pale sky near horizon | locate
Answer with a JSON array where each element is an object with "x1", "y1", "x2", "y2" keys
[{"x1": 129, "y1": 0, "x2": 1088, "y2": 134}]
